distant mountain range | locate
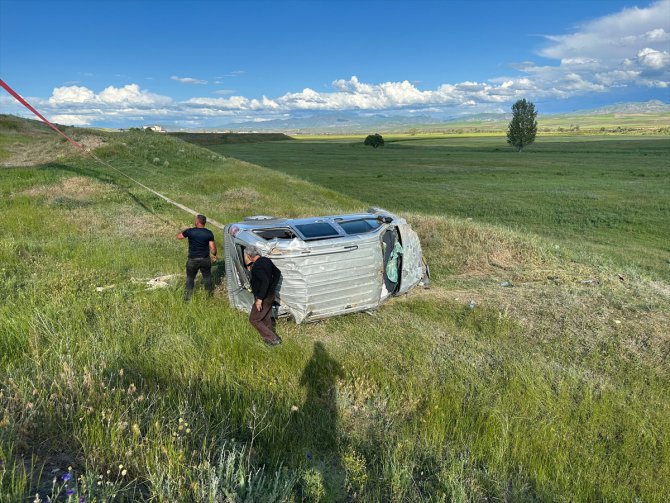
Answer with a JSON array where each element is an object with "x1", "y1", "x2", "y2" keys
[
  {"x1": 562, "y1": 100, "x2": 670, "y2": 115},
  {"x1": 192, "y1": 100, "x2": 669, "y2": 134}
]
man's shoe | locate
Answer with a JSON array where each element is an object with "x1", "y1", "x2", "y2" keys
[{"x1": 265, "y1": 337, "x2": 282, "y2": 347}]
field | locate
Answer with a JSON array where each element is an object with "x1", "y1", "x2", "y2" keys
[
  {"x1": 204, "y1": 135, "x2": 670, "y2": 281},
  {"x1": 1, "y1": 117, "x2": 669, "y2": 502}
]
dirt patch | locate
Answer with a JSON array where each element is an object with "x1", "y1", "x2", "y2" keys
[
  {"x1": 22, "y1": 176, "x2": 113, "y2": 201},
  {"x1": 224, "y1": 187, "x2": 262, "y2": 201},
  {"x1": 218, "y1": 186, "x2": 265, "y2": 214},
  {"x1": 408, "y1": 273, "x2": 670, "y2": 374},
  {"x1": 74, "y1": 135, "x2": 107, "y2": 151},
  {"x1": 1, "y1": 134, "x2": 106, "y2": 168},
  {"x1": 0, "y1": 138, "x2": 72, "y2": 167}
]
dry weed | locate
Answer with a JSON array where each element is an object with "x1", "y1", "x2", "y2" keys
[
  {"x1": 21, "y1": 176, "x2": 113, "y2": 201},
  {"x1": 0, "y1": 138, "x2": 73, "y2": 167}
]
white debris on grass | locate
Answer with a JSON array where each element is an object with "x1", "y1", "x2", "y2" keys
[
  {"x1": 96, "y1": 275, "x2": 179, "y2": 292},
  {"x1": 137, "y1": 274, "x2": 179, "y2": 290}
]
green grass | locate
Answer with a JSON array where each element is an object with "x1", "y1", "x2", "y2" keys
[
  {"x1": 203, "y1": 135, "x2": 670, "y2": 281},
  {"x1": 1, "y1": 123, "x2": 669, "y2": 502}
]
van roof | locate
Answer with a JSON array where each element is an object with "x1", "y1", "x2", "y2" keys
[{"x1": 230, "y1": 210, "x2": 395, "y2": 242}]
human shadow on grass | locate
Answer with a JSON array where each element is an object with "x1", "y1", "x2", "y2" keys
[{"x1": 294, "y1": 341, "x2": 347, "y2": 501}]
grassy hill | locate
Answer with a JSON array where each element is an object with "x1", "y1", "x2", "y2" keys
[
  {"x1": 198, "y1": 134, "x2": 670, "y2": 282},
  {"x1": 1, "y1": 117, "x2": 669, "y2": 502},
  {"x1": 169, "y1": 132, "x2": 293, "y2": 146}
]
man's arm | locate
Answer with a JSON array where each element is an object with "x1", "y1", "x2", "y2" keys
[
  {"x1": 177, "y1": 227, "x2": 189, "y2": 240},
  {"x1": 209, "y1": 240, "x2": 217, "y2": 261}
]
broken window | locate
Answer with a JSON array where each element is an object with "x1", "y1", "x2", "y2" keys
[
  {"x1": 293, "y1": 222, "x2": 341, "y2": 240},
  {"x1": 253, "y1": 227, "x2": 296, "y2": 240},
  {"x1": 338, "y1": 219, "x2": 382, "y2": 235}
]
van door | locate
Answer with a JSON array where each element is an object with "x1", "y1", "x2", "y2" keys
[
  {"x1": 395, "y1": 223, "x2": 427, "y2": 295},
  {"x1": 223, "y1": 228, "x2": 254, "y2": 311}
]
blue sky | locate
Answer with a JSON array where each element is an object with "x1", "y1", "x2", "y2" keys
[{"x1": 1, "y1": 0, "x2": 668, "y2": 128}]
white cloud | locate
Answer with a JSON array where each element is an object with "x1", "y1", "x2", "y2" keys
[
  {"x1": 48, "y1": 84, "x2": 171, "y2": 107},
  {"x1": 49, "y1": 85, "x2": 96, "y2": 104},
  {"x1": 98, "y1": 84, "x2": 172, "y2": 105},
  {"x1": 506, "y1": 0, "x2": 670, "y2": 94},
  {"x1": 50, "y1": 114, "x2": 92, "y2": 126},
  {"x1": 217, "y1": 70, "x2": 245, "y2": 78},
  {"x1": 636, "y1": 47, "x2": 670, "y2": 69},
  {"x1": 171, "y1": 75, "x2": 208, "y2": 85},
  {"x1": 14, "y1": 2, "x2": 668, "y2": 127},
  {"x1": 539, "y1": 0, "x2": 670, "y2": 60}
]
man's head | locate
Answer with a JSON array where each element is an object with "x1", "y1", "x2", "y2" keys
[
  {"x1": 195, "y1": 214, "x2": 207, "y2": 227},
  {"x1": 244, "y1": 246, "x2": 261, "y2": 263}
]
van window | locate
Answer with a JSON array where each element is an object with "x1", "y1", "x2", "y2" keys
[
  {"x1": 253, "y1": 228, "x2": 296, "y2": 240},
  {"x1": 339, "y1": 219, "x2": 382, "y2": 235},
  {"x1": 294, "y1": 222, "x2": 340, "y2": 239}
]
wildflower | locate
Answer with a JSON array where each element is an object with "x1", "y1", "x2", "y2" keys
[
  {"x1": 62, "y1": 472, "x2": 72, "y2": 482},
  {"x1": 127, "y1": 383, "x2": 136, "y2": 394},
  {"x1": 121, "y1": 469, "x2": 127, "y2": 476},
  {"x1": 185, "y1": 428, "x2": 191, "y2": 434},
  {"x1": 291, "y1": 405, "x2": 299, "y2": 412},
  {"x1": 118, "y1": 464, "x2": 123, "y2": 470},
  {"x1": 66, "y1": 489, "x2": 75, "y2": 496},
  {"x1": 79, "y1": 497, "x2": 86, "y2": 503}
]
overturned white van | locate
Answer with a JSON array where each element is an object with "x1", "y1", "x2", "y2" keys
[{"x1": 223, "y1": 208, "x2": 429, "y2": 323}]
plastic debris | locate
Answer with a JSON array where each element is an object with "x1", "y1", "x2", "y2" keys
[
  {"x1": 499, "y1": 281, "x2": 513, "y2": 287},
  {"x1": 131, "y1": 274, "x2": 179, "y2": 290}
]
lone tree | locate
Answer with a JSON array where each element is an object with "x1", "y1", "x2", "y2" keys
[
  {"x1": 507, "y1": 99, "x2": 537, "y2": 151},
  {"x1": 364, "y1": 133, "x2": 384, "y2": 148}
]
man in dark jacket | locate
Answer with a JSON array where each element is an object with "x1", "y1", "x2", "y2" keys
[
  {"x1": 244, "y1": 246, "x2": 282, "y2": 346},
  {"x1": 177, "y1": 214, "x2": 217, "y2": 300}
]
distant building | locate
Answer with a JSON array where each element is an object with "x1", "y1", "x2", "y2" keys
[{"x1": 143, "y1": 125, "x2": 166, "y2": 133}]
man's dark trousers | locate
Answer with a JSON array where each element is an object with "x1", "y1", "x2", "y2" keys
[
  {"x1": 185, "y1": 257, "x2": 213, "y2": 299},
  {"x1": 249, "y1": 294, "x2": 279, "y2": 343}
]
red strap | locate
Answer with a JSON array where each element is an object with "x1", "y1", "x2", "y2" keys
[{"x1": 0, "y1": 78, "x2": 86, "y2": 152}]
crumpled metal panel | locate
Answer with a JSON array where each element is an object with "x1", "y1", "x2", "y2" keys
[
  {"x1": 224, "y1": 210, "x2": 427, "y2": 323},
  {"x1": 396, "y1": 223, "x2": 426, "y2": 295},
  {"x1": 269, "y1": 234, "x2": 383, "y2": 323}
]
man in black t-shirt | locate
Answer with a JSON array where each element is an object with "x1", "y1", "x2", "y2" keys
[{"x1": 177, "y1": 214, "x2": 217, "y2": 300}]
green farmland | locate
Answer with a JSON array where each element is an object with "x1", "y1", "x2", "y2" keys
[
  {"x1": 204, "y1": 135, "x2": 670, "y2": 281},
  {"x1": 1, "y1": 117, "x2": 669, "y2": 502}
]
